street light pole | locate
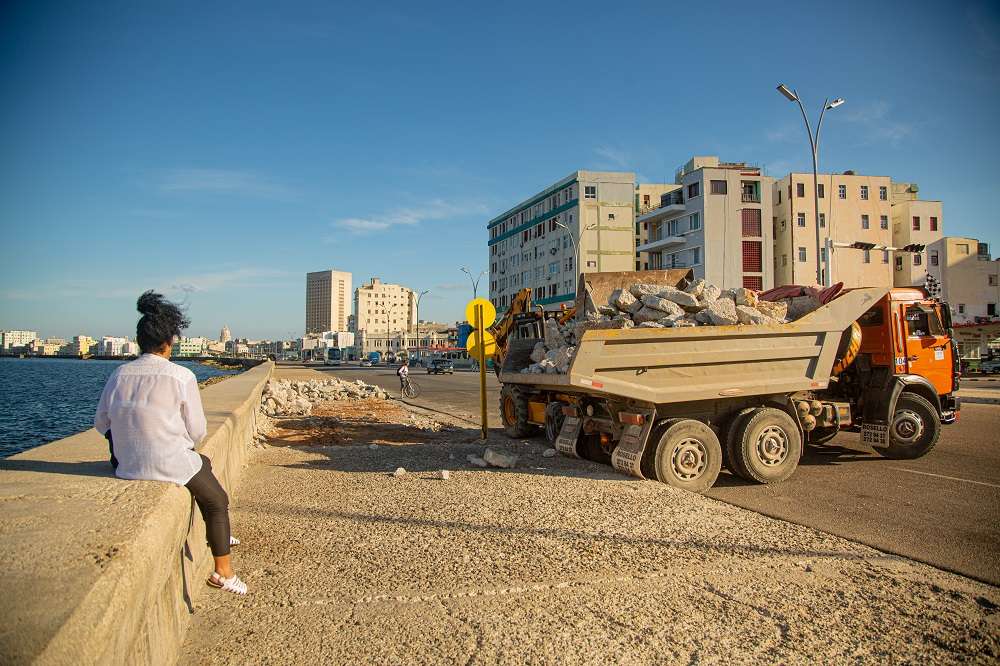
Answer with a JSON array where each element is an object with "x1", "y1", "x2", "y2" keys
[
  {"x1": 460, "y1": 266, "x2": 485, "y2": 299},
  {"x1": 554, "y1": 220, "x2": 597, "y2": 297},
  {"x1": 777, "y1": 84, "x2": 844, "y2": 287},
  {"x1": 414, "y1": 289, "x2": 429, "y2": 365}
]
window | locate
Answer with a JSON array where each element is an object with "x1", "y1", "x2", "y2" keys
[
  {"x1": 777, "y1": 190, "x2": 782, "y2": 205},
  {"x1": 913, "y1": 254, "x2": 922, "y2": 266},
  {"x1": 838, "y1": 184, "x2": 846, "y2": 199},
  {"x1": 642, "y1": 194, "x2": 650, "y2": 207},
  {"x1": 879, "y1": 186, "x2": 887, "y2": 201},
  {"x1": 905, "y1": 305, "x2": 944, "y2": 337},
  {"x1": 584, "y1": 185, "x2": 596, "y2": 200},
  {"x1": 691, "y1": 247, "x2": 701, "y2": 264},
  {"x1": 958, "y1": 304, "x2": 966, "y2": 314},
  {"x1": 957, "y1": 243, "x2": 970, "y2": 255},
  {"x1": 880, "y1": 215, "x2": 889, "y2": 230},
  {"x1": 782, "y1": 254, "x2": 787, "y2": 266},
  {"x1": 818, "y1": 183, "x2": 825, "y2": 198},
  {"x1": 860, "y1": 185, "x2": 869, "y2": 200},
  {"x1": 711, "y1": 180, "x2": 727, "y2": 194},
  {"x1": 930, "y1": 216, "x2": 938, "y2": 231},
  {"x1": 990, "y1": 275, "x2": 998, "y2": 287},
  {"x1": 796, "y1": 182, "x2": 805, "y2": 197},
  {"x1": 608, "y1": 213, "x2": 615, "y2": 221},
  {"x1": 861, "y1": 214, "x2": 870, "y2": 229},
  {"x1": 780, "y1": 219, "x2": 786, "y2": 230},
  {"x1": 863, "y1": 249, "x2": 871, "y2": 264},
  {"x1": 742, "y1": 241, "x2": 762, "y2": 272},
  {"x1": 819, "y1": 213, "x2": 826, "y2": 228},
  {"x1": 989, "y1": 303, "x2": 997, "y2": 316},
  {"x1": 912, "y1": 216, "x2": 920, "y2": 231},
  {"x1": 689, "y1": 212, "x2": 701, "y2": 231},
  {"x1": 742, "y1": 208, "x2": 762, "y2": 236},
  {"x1": 687, "y1": 182, "x2": 700, "y2": 198},
  {"x1": 798, "y1": 247, "x2": 807, "y2": 262},
  {"x1": 882, "y1": 250, "x2": 889, "y2": 264},
  {"x1": 797, "y1": 212, "x2": 806, "y2": 227},
  {"x1": 743, "y1": 276, "x2": 763, "y2": 291},
  {"x1": 930, "y1": 250, "x2": 939, "y2": 266}
]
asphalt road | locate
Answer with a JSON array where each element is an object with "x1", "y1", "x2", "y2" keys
[{"x1": 292, "y1": 362, "x2": 1000, "y2": 585}]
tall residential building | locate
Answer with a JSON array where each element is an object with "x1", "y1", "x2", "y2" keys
[
  {"x1": 305, "y1": 269, "x2": 352, "y2": 334},
  {"x1": 220, "y1": 325, "x2": 232, "y2": 343},
  {"x1": 487, "y1": 171, "x2": 637, "y2": 311},
  {"x1": 773, "y1": 171, "x2": 893, "y2": 288},
  {"x1": 95, "y1": 336, "x2": 130, "y2": 356},
  {"x1": 634, "y1": 183, "x2": 680, "y2": 271},
  {"x1": 58, "y1": 336, "x2": 95, "y2": 357},
  {"x1": 891, "y1": 182, "x2": 944, "y2": 287},
  {"x1": 926, "y1": 236, "x2": 1000, "y2": 324},
  {"x1": 1, "y1": 330, "x2": 38, "y2": 350},
  {"x1": 637, "y1": 157, "x2": 774, "y2": 290},
  {"x1": 353, "y1": 277, "x2": 417, "y2": 334}
]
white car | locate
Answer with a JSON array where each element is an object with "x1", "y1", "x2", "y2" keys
[{"x1": 360, "y1": 359, "x2": 373, "y2": 367}]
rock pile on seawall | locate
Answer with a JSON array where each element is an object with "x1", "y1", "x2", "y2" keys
[
  {"x1": 521, "y1": 279, "x2": 821, "y2": 375},
  {"x1": 261, "y1": 378, "x2": 390, "y2": 416}
]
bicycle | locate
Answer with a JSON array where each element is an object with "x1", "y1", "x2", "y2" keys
[{"x1": 401, "y1": 377, "x2": 421, "y2": 399}]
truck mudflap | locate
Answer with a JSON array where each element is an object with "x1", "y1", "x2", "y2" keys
[
  {"x1": 610, "y1": 417, "x2": 656, "y2": 479},
  {"x1": 555, "y1": 416, "x2": 583, "y2": 458}
]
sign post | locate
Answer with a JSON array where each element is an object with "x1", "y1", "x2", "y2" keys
[{"x1": 465, "y1": 298, "x2": 497, "y2": 441}]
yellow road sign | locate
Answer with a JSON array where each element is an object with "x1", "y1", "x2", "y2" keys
[
  {"x1": 466, "y1": 329, "x2": 496, "y2": 359},
  {"x1": 465, "y1": 298, "x2": 496, "y2": 329}
]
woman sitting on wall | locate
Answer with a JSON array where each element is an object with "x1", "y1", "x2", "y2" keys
[{"x1": 94, "y1": 291, "x2": 248, "y2": 595}]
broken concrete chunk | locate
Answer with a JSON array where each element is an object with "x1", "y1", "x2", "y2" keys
[
  {"x1": 684, "y1": 278, "x2": 706, "y2": 297},
  {"x1": 610, "y1": 288, "x2": 637, "y2": 311},
  {"x1": 700, "y1": 284, "x2": 722, "y2": 304},
  {"x1": 597, "y1": 305, "x2": 617, "y2": 317},
  {"x1": 530, "y1": 341, "x2": 547, "y2": 363},
  {"x1": 786, "y1": 295, "x2": 822, "y2": 320},
  {"x1": 638, "y1": 321, "x2": 666, "y2": 328},
  {"x1": 438, "y1": 470, "x2": 450, "y2": 480},
  {"x1": 706, "y1": 297, "x2": 739, "y2": 325},
  {"x1": 658, "y1": 286, "x2": 701, "y2": 309},
  {"x1": 632, "y1": 306, "x2": 666, "y2": 324},
  {"x1": 583, "y1": 284, "x2": 599, "y2": 316},
  {"x1": 483, "y1": 447, "x2": 518, "y2": 468},
  {"x1": 543, "y1": 318, "x2": 566, "y2": 348},
  {"x1": 467, "y1": 454, "x2": 488, "y2": 467},
  {"x1": 629, "y1": 283, "x2": 661, "y2": 298},
  {"x1": 542, "y1": 448, "x2": 557, "y2": 458},
  {"x1": 736, "y1": 305, "x2": 769, "y2": 325},
  {"x1": 641, "y1": 294, "x2": 685, "y2": 316},
  {"x1": 732, "y1": 287, "x2": 759, "y2": 307},
  {"x1": 392, "y1": 467, "x2": 407, "y2": 478},
  {"x1": 756, "y1": 299, "x2": 789, "y2": 321},
  {"x1": 627, "y1": 298, "x2": 646, "y2": 315}
]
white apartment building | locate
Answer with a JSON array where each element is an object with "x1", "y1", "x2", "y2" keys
[
  {"x1": 891, "y1": 182, "x2": 944, "y2": 287},
  {"x1": 306, "y1": 269, "x2": 352, "y2": 334},
  {"x1": 353, "y1": 277, "x2": 417, "y2": 334},
  {"x1": 2, "y1": 330, "x2": 38, "y2": 350},
  {"x1": 355, "y1": 329, "x2": 451, "y2": 358},
  {"x1": 94, "y1": 336, "x2": 130, "y2": 356},
  {"x1": 488, "y1": 171, "x2": 637, "y2": 312},
  {"x1": 926, "y1": 236, "x2": 1000, "y2": 324},
  {"x1": 637, "y1": 157, "x2": 774, "y2": 290}
]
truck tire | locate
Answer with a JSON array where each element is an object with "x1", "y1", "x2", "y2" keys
[
  {"x1": 880, "y1": 392, "x2": 940, "y2": 460},
  {"x1": 723, "y1": 408, "x2": 757, "y2": 476},
  {"x1": 652, "y1": 419, "x2": 722, "y2": 494},
  {"x1": 544, "y1": 402, "x2": 565, "y2": 445},
  {"x1": 730, "y1": 408, "x2": 802, "y2": 484},
  {"x1": 499, "y1": 386, "x2": 539, "y2": 439}
]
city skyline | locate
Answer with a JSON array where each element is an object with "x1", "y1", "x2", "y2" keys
[{"x1": 2, "y1": 1, "x2": 999, "y2": 339}]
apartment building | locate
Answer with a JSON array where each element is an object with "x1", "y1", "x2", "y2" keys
[
  {"x1": 773, "y1": 171, "x2": 893, "y2": 288},
  {"x1": 58, "y1": 336, "x2": 95, "y2": 357},
  {"x1": 305, "y1": 269, "x2": 352, "y2": 334},
  {"x1": 353, "y1": 277, "x2": 417, "y2": 334},
  {"x1": 1, "y1": 330, "x2": 38, "y2": 350},
  {"x1": 926, "y1": 236, "x2": 1000, "y2": 324},
  {"x1": 487, "y1": 171, "x2": 637, "y2": 311},
  {"x1": 891, "y1": 182, "x2": 944, "y2": 287},
  {"x1": 636, "y1": 157, "x2": 774, "y2": 290},
  {"x1": 634, "y1": 183, "x2": 680, "y2": 270}
]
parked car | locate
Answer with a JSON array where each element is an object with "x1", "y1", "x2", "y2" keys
[
  {"x1": 360, "y1": 359, "x2": 373, "y2": 367},
  {"x1": 427, "y1": 359, "x2": 455, "y2": 375},
  {"x1": 981, "y1": 359, "x2": 1000, "y2": 374}
]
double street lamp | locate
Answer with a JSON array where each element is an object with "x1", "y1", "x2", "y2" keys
[
  {"x1": 776, "y1": 83, "x2": 845, "y2": 287},
  {"x1": 460, "y1": 267, "x2": 485, "y2": 299},
  {"x1": 553, "y1": 220, "x2": 597, "y2": 294}
]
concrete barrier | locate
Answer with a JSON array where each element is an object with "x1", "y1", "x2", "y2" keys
[{"x1": 0, "y1": 361, "x2": 273, "y2": 665}]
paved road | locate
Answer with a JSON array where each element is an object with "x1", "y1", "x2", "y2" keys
[{"x1": 288, "y1": 362, "x2": 1000, "y2": 585}]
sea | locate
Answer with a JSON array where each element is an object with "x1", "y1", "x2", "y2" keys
[{"x1": 0, "y1": 357, "x2": 239, "y2": 457}]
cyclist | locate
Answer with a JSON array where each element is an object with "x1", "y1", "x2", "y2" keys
[{"x1": 396, "y1": 360, "x2": 409, "y2": 395}]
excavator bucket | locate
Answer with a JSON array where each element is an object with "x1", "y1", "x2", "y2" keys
[{"x1": 575, "y1": 269, "x2": 695, "y2": 313}]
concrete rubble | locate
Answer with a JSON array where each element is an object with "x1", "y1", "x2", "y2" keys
[
  {"x1": 521, "y1": 278, "x2": 824, "y2": 375},
  {"x1": 482, "y1": 447, "x2": 518, "y2": 469},
  {"x1": 260, "y1": 378, "x2": 390, "y2": 417}
]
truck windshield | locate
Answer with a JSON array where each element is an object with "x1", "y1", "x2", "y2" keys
[{"x1": 904, "y1": 305, "x2": 945, "y2": 338}]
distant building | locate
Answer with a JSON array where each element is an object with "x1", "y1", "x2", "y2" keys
[
  {"x1": 634, "y1": 183, "x2": 681, "y2": 271},
  {"x1": 306, "y1": 269, "x2": 352, "y2": 334},
  {"x1": 355, "y1": 329, "x2": 450, "y2": 358},
  {"x1": 890, "y1": 181, "x2": 944, "y2": 288},
  {"x1": 927, "y1": 236, "x2": 1000, "y2": 325},
  {"x1": 171, "y1": 338, "x2": 203, "y2": 357},
  {"x1": 2, "y1": 330, "x2": 38, "y2": 350},
  {"x1": 58, "y1": 336, "x2": 95, "y2": 357},
  {"x1": 220, "y1": 325, "x2": 232, "y2": 343},
  {"x1": 354, "y1": 277, "x2": 417, "y2": 334},
  {"x1": 30, "y1": 338, "x2": 64, "y2": 356},
  {"x1": 95, "y1": 336, "x2": 130, "y2": 356},
  {"x1": 638, "y1": 157, "x2": 773, "y2": 290},
  {"x1": 488, "y1": 170, "x2": 638, "y2": 312},
  {"x1": 121, "y1": 340, "x2": 140, "y2": 357}
]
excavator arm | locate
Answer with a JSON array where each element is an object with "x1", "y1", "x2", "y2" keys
[{"x1": 488, "y1": 288, "x2": 533, "y2": 373}]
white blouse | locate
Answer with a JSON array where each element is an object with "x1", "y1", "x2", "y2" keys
[{"x1": 94, "y1": 353, "x2": 207, "y2": 485}]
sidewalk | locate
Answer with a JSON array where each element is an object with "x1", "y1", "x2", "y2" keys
[{"x1": 181, "y1": 396, "x2": 998, "y2": 664}]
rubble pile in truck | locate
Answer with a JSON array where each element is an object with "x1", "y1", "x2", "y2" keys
[{"x1": 520, "y1": 279, "x2": 820, "y2": 375}]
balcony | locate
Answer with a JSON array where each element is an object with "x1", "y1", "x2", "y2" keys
[
  {"x1": 741, "y1": 192, "x2": 761, "y2": 203},
  {"x1": 637, "y1": 202, "x2": 687, "y2": 225},
  {"x1": 637, "y1": 234, "x2": 685, "y2": 253}
]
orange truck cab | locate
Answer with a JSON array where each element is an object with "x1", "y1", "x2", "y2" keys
[{"x1": 833, "y1": 288, "x2": 960, "y2": 458}]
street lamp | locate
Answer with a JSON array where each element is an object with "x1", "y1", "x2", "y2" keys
[
  {"x1": 414, "y1": 289, "x2": 429, "y2": 365},
  {"x1": 460, "y1": 267, "x2": 485, "y2": 299},
  {"x1": 553, "y1": 220, "x2": 597, "y2": 295},
  {"x1": 776, "y1": 83, "x2": 845, "y2": 286}
]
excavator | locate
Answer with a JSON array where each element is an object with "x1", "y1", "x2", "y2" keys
[{"x1": 487, "y1": 288, "x2": 575, "y2": 376}]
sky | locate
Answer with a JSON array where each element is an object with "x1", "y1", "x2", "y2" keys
[{"x1": 2, "y1": 0, "x2": 998, "y2": 341}]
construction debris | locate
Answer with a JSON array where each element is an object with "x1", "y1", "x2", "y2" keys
[
  {"x1": 392, "y1": 467, "x2": 407, "y2": 478},
  {"x1": 261, "y1": 378, "x2": 390, "y2": 416},
  {"x1": 467, "y1": 454, "x2": 488, "y2": 468},
  {"x1": 483, "y1": 447, "x2": 518, "y2": 469}
]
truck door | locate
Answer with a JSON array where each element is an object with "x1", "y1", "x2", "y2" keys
[{"x1": 901, "y1": 303, "x2": 953, "y2": 394}]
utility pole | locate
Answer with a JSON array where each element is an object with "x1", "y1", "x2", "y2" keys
[{"x1": 461, "y1": 267, "x2": 485, "y2": 300}]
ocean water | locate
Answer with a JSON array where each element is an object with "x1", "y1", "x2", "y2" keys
[{"x1": 0, "y1": 357, "x2": 238, "y2": 457}]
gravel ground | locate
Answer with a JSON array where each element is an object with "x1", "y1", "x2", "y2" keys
[{"x1": 181, "y1": 399, "x2": 999, "y2": 664}]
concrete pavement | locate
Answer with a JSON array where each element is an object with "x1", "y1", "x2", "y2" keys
[{"x1": 297, "y1": 362, "x2": 1000, "y2": 585}]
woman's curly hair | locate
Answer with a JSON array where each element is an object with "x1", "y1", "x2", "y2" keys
[{"x1": 136, "y1": 291, "x2": 190, "y2": 353}]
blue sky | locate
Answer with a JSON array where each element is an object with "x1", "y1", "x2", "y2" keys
[{"x1": 2, "y1": 0, "x2": 998, "y2": 340}]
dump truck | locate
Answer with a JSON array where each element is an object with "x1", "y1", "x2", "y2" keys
[{"x1": 493, "y1": 270, "x2": 960, "y2": 493}]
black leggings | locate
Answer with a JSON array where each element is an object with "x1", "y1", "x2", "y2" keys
[{"x1": 186, "y1": 454, "x2": 231, "y2": 557}]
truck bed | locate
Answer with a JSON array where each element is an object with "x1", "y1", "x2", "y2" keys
[{"x1": 500, "y1": 287, "x2": 887, "y2": 405}]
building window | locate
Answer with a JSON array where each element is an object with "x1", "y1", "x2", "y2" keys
[
  {"x1": 990, "y1": 275, "x2": 998, "y2": 287},
  {"x1": 930, "y1": 250, "x2": 939, "y2": 266},
  {"x1": 742, "y1": 241, "x2": 762, "y2": 272},
  {"x1": 608, "y1": 213, "x2": 615, "y2": 221},
  {"x1": 912, "y1": 216, "x2": 920, "y2": 231},
  {"x1": 860, "y1": 185, "x2": 869, "y2": 200},
  {"x1": 913, "y1": 254, "x2": 922, "y2": 266},
  {"x1": 796, "y1": 182, "x2": 805, "y2": 197},
  {"x1": 989, "y1": 303, "x2": 997, "y2": 316},
  {"x1": 782, "y1": 254, "x2": 788, "y2": 266},
  {"x1": 797, "y1": 212, "x2": 806, "y2": 227},
  {"x1": 838, "y1": 184, "x2": 846, "y2": 199},
  {"x1": 777, "y1": 190, "x2": 782, "y2": 205},
  {"x1": 880, "y1": 215, "x2": 889, "y2": 230},
  {"x1": 957, "y1": 243, "x2": 970, "y2": 255},
  {"x1": 882, "y1": 250, "x2": 889, "y2": 263},
  {"x1": 742, "y1": 208, "x2": 762, "y2": 236},
  {"x1": 798, "y1": 247, "x2": 807, "y2": 262},
  {"x1": 687, "y1": 182, "x2": 700, "y2": 198},
  {"x1": 879, "y1": 186, "x2": 887, "y2": 201},
  {"x1": 689, "y1": 212, "x2": 701, "y2": 231},
  {"x1": 817, "y1": 183, "x2": 825, "y2": 198},
  {"x1": 958, "y1": 304, "x2": 965, "y2": 314},
  {"x1": 711, "y1": 180, "x2": 727, "y2": 194},
  {"x1": 861, "y1": 214, "x2": 870, "y2": 229},
  {"x1": 743, "y1": 276, "x2": 763, "y2": 291},
  {"x1": 584, "y1": 185, "x2": 596, "y2": 199},
  {"x1": 780, "y1": 219, "x2": 786, "y2": 230},
  {"x1": 863, "y1": 249, "x2": 871, "y2": 264},
  {"x1": 819, "y1": 213, "x2": 826, "y2": 228},
  {"x1": 691, "y1": 247, "x2": 701, "y2": 264},
  {"x1": 930, "y1": 216, "x2": 938, "y2": 231}
]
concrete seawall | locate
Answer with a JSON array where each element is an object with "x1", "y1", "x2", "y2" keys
[{"x1": 0, "y1": 361, "x2": 273, "y2": 665}]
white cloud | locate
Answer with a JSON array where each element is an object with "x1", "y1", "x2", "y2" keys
[
  {"x1": 434, "y1": 282, "x2": 469, "y2": 291},
  {"x1": 594, "y1": 145, "x2": 629, "y2": 169},
  {"x1": 332, "y1": 198, "x2": 487, "y2": 235},
  {"x1": 158, "y1": 169, "x2": 296, "y2": 198},
  {"x1": 843, "y1": 101, "x2": 914, "y2": 145}
]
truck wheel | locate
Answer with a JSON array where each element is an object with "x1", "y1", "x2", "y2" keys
[
  {"x1": 544, "y1": 402, "x2": 565, "y2": 445},
  {"x1": 653, "y1": 419, "x2": 722, "y2": 494},
  {"x1": 499, "y1": 386, "x2": 539, "y2": 439},
  {"x1": 807, "y1": 426, "x2": 839, "y2": 447},
  {"x1": 731, "y1": 408, "x2": 802, "y2": 484},
  {"x1": 723, "y1": 408, "x2": 756, "y2": 476},
  {"x1": 880, "y1": 393, "x2": 940, "y2": 460}
]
